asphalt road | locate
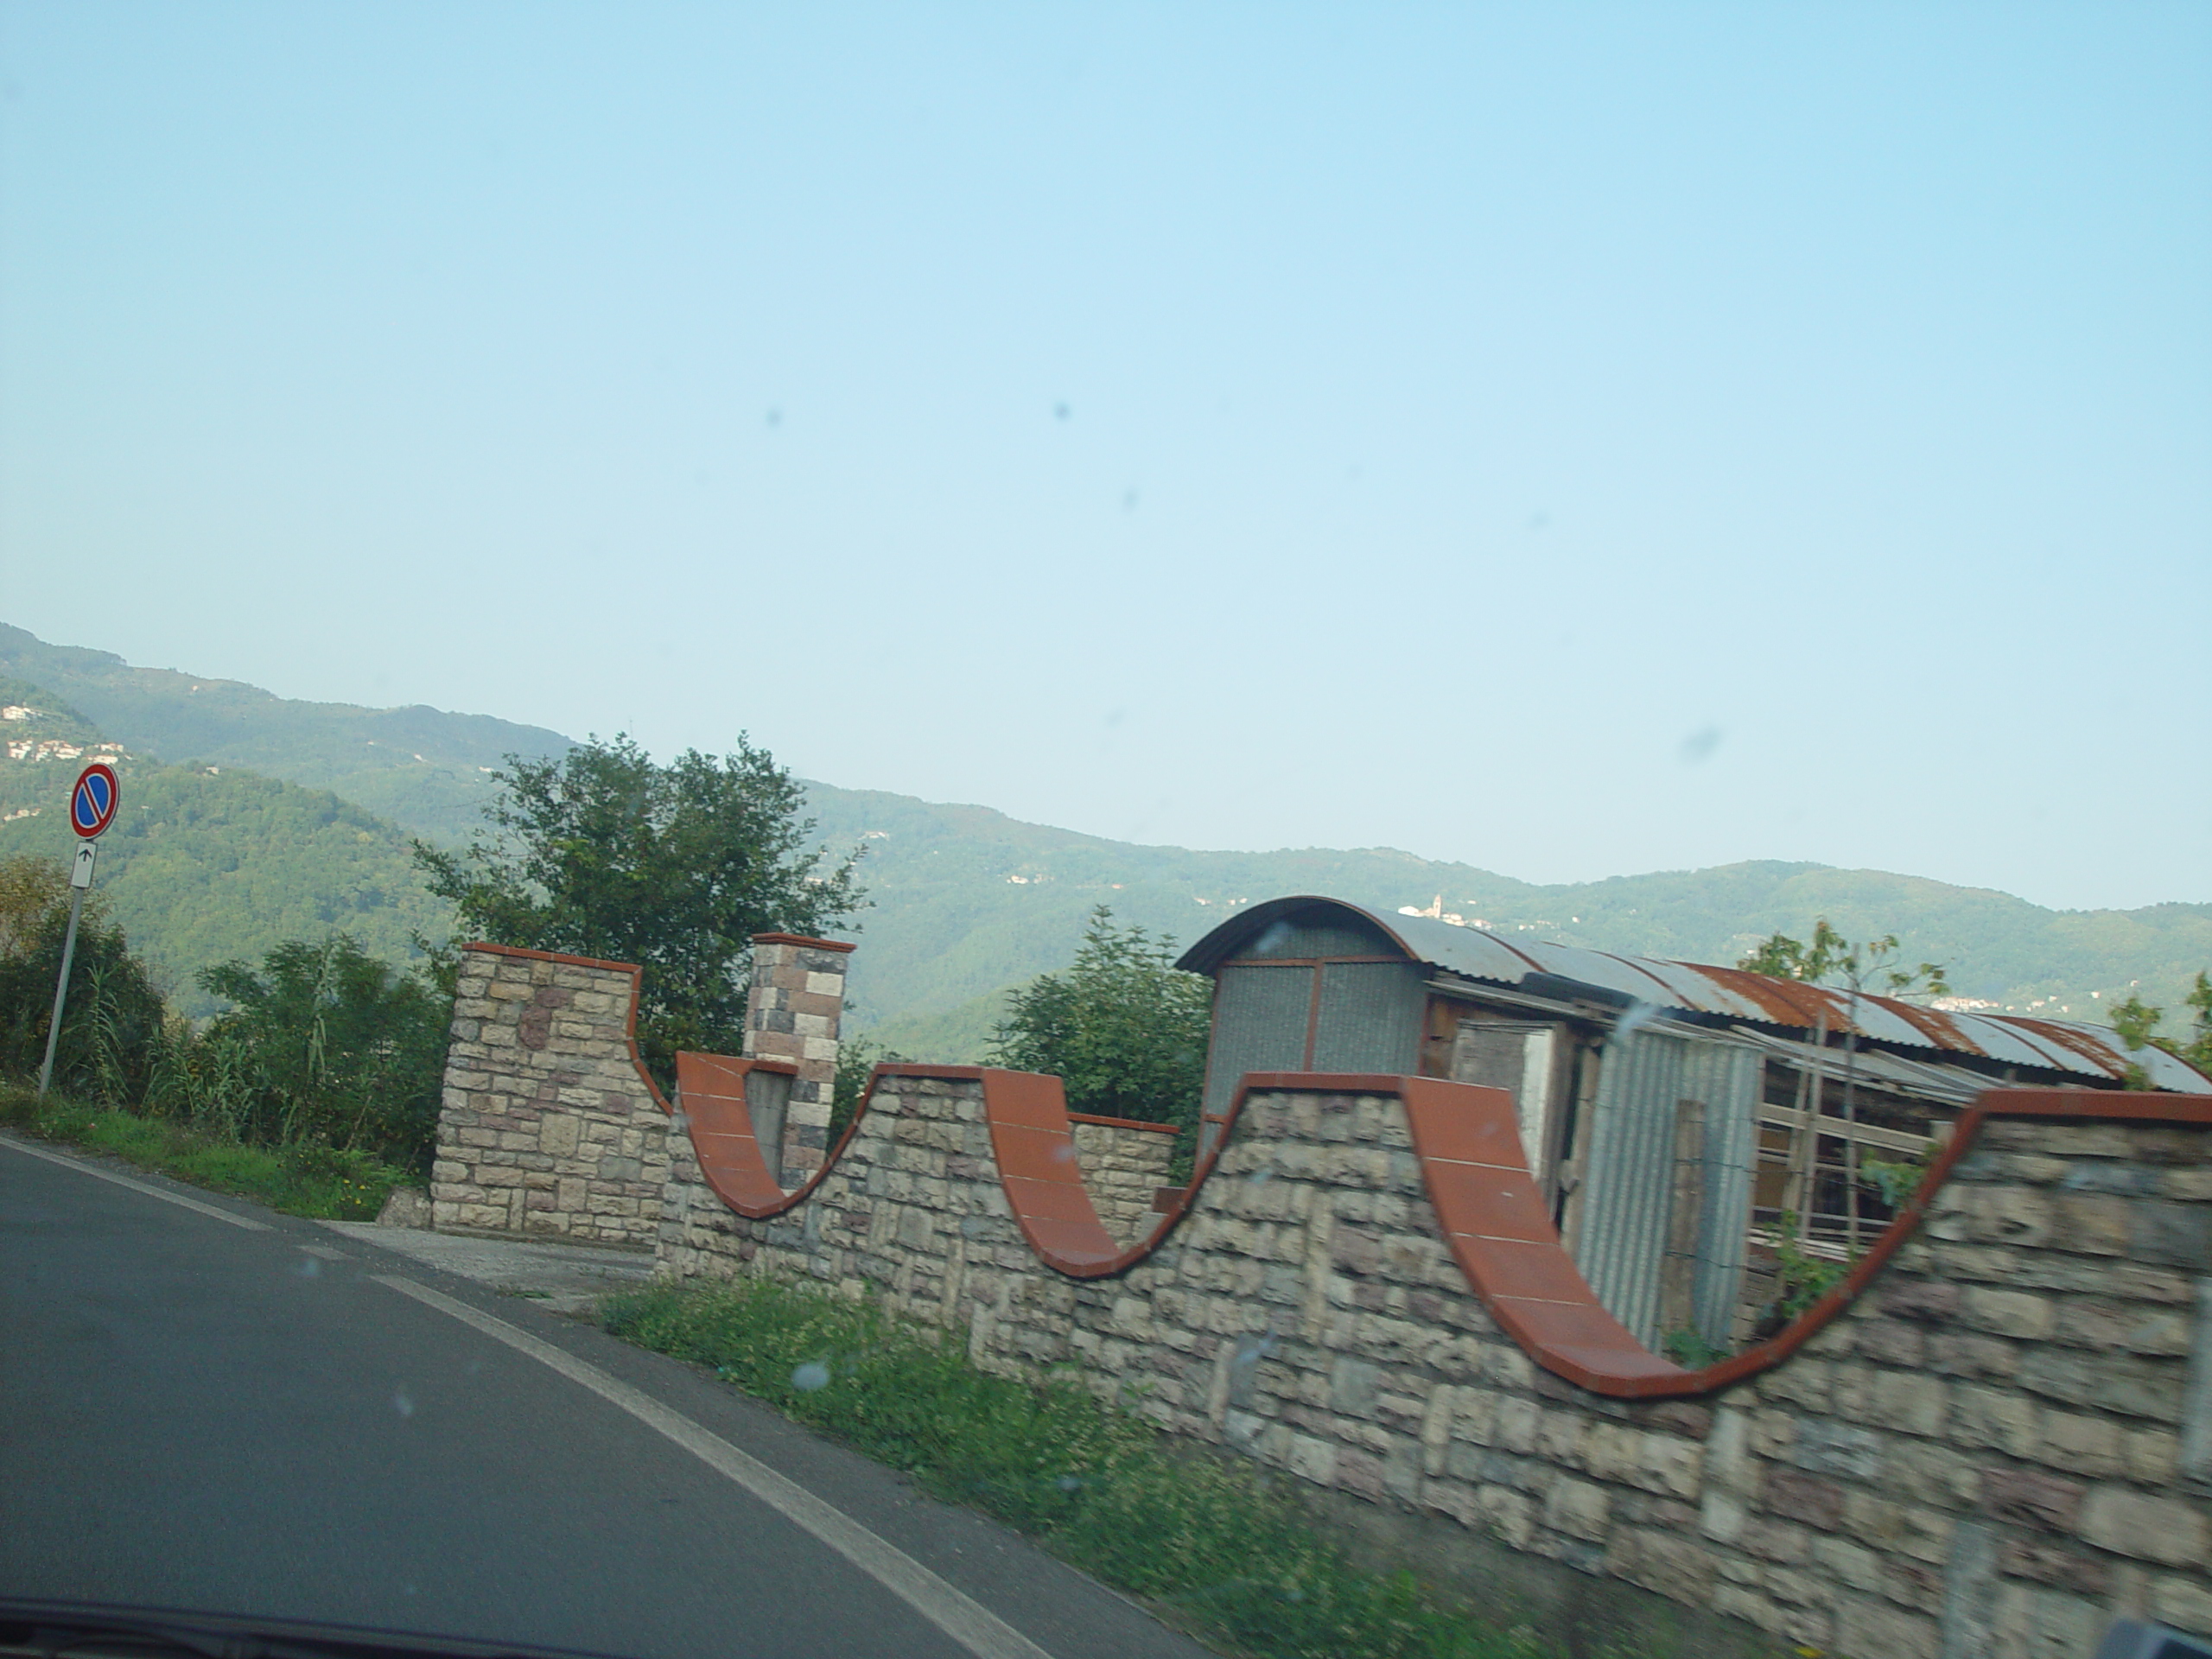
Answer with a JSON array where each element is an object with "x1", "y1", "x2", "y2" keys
[{"x1": 0, "y1": 1134, "x2": 1211, "y2": 1659}]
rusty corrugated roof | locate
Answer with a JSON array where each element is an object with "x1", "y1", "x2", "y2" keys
[{"x1": 1177, "y1": 896, "x2": 2212, "y2": 1094}]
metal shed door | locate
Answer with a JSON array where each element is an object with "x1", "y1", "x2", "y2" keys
[
  {"x1": 1569, "y1": 1025, "x2": 1759, "y2": 1352},
  {"x1": 1198, "y1": 963, "x2": 1316, "y2": 1151}
]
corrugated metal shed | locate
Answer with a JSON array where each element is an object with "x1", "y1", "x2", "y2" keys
[
  {"x1": 1179, "y1": 896, "x2": 2212, "y2": 1094},
  {"x1": 1571, "y1": 1023, "x2": 1761, "y2": 1351}
]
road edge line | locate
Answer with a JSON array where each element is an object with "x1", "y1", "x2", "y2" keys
[
  {"x1": 371, "y1": 1274, "x2": 1056, "y2": 1659},
  {"x1": 0, "y1": 1131, "x2": 272, "y2": 1231}
]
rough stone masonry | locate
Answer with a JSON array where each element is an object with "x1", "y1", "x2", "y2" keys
[
  {"x1": 741, "y1": 932, "x2": 853, "y2": 1186},
  {"x1": 653, "y1": 1074, "x2": 2212, "y2": 1659},
  {"x1": 436, "y1": 942, "x2": 2212, "y2": 1658},
  {"x1": 431, "y1": 944, "x2": 672, "y2": 1247}
]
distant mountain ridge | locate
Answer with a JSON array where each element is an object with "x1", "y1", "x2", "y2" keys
[
  {"x1": 3, "y1": 622, "x2": 2206, "y2": 1050},
  {"x1": 798, "y1": 787, "x2": 2212, "y2": 1052},
  {"x1": 0, "y1": 624, "x2": 572, "y2": 843}
]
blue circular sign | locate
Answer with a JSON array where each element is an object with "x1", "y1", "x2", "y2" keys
[{"x1": 71, "y1": 762, "x2": 119, "y2": 838}]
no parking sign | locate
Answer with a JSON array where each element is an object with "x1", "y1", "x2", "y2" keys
[
  {"x1": 70, "y1": 761, "x2": 119, "y2": 839},
  {"x1": 39, "y1": 760, "x2": 122, "y2": 1092}
]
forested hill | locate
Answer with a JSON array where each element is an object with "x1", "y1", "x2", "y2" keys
[
  {"x1": 804, "y1": 787, "x2": 2212, "y2": 1056},
  {"x1": 0, "y1": 624, "x2": 571, "y2": 844},
  {"x1": 0, "y1": 734, "x2": 442, "y2": 1017},
  {"x1": 3, "y1": 622, "x2": 2207, "y2": 1049}
]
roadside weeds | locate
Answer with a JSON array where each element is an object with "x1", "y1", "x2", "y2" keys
[
  {"x1": 600, "y1": 1276, "x2": 1595, "y2": 1659},
  {"x1": 0, "y1": 1080, "x2": 410, "y2": 1221}
]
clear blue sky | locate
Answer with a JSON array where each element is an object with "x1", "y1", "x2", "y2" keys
[{"x1": 3, "y1": 3, "x2": 2206, "y2": 912}]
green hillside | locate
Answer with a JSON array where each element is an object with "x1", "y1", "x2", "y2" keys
[
  {"x1": 864, "y1": 986, "x2": 1015, "y2": 1065},
  {"x1": 0, "y1": 624, "x2": 569, "y2": 843},
  {"x1": 4, "y1": 622, "x2": 2207, "y2": 1052},
  {"x1": 0, "y1": 713, "x2": 442, "y2": 1016}
]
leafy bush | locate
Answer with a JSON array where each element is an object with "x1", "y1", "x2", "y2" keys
[
  {"x1": 1662, "y1": 1327, "x2": 1729, "y2": 1369},
  {"x1": 3, "y1": 854, "x2": 445, "y2": 1172},
  {"x1": 156, "y1": 932, "x2": 448, "y2": 1169},
  {"x1": 988, "y1": 906, "x2": 1210, "y2": 1141},
  {"x1": 1859, "y1": 1153, "x2": 1929, "y2": 1210},
  {"x1": 0, "y1": 855, "x2": 168, "y2": 1103},
  {"x1": 1770, "y1": 1213, "x2": 1849, "y2": 1317}
]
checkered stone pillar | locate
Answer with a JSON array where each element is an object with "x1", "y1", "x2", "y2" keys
[{"x1": 742, "y1": 932, "x2": 854, "y2": 1185}]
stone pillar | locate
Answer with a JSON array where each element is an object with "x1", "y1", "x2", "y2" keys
[
  {"x1": 431, "y1": 944, "x2": 671, "y2": 1246},
  {"x1": 742, "y1": 932, "x2": 854, "y2": 1185}
]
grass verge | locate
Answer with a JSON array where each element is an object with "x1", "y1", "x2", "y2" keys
[
  {"x1": 0, "y1": 1081, "x2": 409, "y2": 1221},
  {"x1": 601, "y1": 1276, "x2": 1561, "y2": 1659}
]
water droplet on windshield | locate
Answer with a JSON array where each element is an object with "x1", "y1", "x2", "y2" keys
[
  {"x1": 393, "y1": 1386, "x2": 415, "y2": 1418},
  {"x1": 791, "y1": 1360, "x2": 830, "y2": 1392}
]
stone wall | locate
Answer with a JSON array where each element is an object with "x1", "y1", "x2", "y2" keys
[
  {"x1": 430, "y1": 944, "x2": 671, "y2": 1247},
  {"x1": 436, "y1": 948, "x2": 2211, "y2": 1656},
  {"x1": 1067, "y1": 1112, "x2": 1180, "y2": 1244},
  {"x1": 655, "y1": 1071, "x2": 2211, "y2": 1659},
  {"x1": 429, "y1": 935, "x2": 850, "y2": 1240}
]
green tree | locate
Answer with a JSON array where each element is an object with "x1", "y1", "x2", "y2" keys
[
  {"x1": 169, "y1": 933, "x2": 449, "y2": 1166},
  {"x1": 1738, "y1": 918, "x2": 1949, "y2": 1251},
  {"x1": 2109, "y1": 972, "x2": 2212, "y2": 1088},
  {"x1": 1738, "y1": 918, "x2": 1949, "y2": 1001},
  {"x1": 988, "y1": 907, "x2": 1211, "y2": 1139},
  {"x1": 411, "y1": 734, "x2": 864, "y2": 1084}
]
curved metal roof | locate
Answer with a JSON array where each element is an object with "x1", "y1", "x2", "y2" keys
[{"x1": 1176, "y1": 895, "x2": 2212, "y2": 1095}]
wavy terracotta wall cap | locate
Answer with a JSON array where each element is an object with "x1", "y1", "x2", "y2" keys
[
  {"x1": 671, "y1": 1057, "x2": 995, "y2": 1220},
  {"x1": 672, "y1": 1051, "x2": 824, "y2": 1218},
  {"x1": 1394, "y1": 1077, "x2": 1687, "y2": 1391},
  {"x1": 979, "y1": 1070, "x2": 1128, "y2": 1273},
  {"x1": 1662, "y1": 1084, "x2": 2212, "y2": 1395},
  {"x1": 1075, "y1": 1075, "x2": 2212, "y2": 1400},
  {"x1": 749, "y1": 932, "x2": 857, "y2": 952},
  {"x1": 667, "y1": 1045, "x2": 2212, "y2": 1402},
  {"x1": 1407, "y1": 1077, "x2": 2212, "y2": 1398},
  {"x1": 669, "y1": 1055, "x2": 1153, "y2": 1267},
  {"x1": 1066, "y1": 1111, "x2": 1181, "y2": 1135},
  {"x1": 461, "y1": 940, "x2": 647, "y2": 978}
]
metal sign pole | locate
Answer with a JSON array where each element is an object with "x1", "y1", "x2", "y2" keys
[
  {"x1": 37, "y1": 841, "x2": 97, "y2": 1097},
  {"x1": 41, "y1": 764, "x2": 119, "y2": 1100}
]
